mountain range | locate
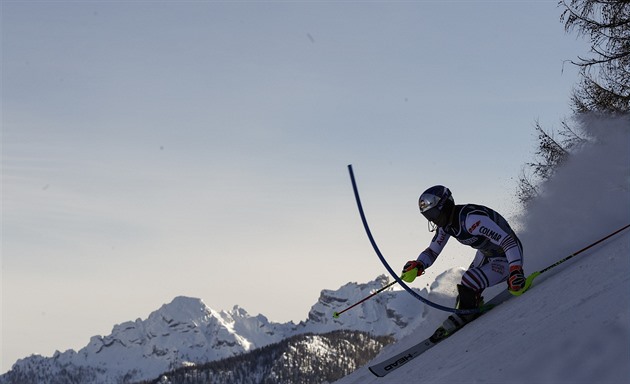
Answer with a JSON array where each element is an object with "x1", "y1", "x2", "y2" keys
[{"x1": 0, "y1": 272, "x2": 463, "y2": 384}]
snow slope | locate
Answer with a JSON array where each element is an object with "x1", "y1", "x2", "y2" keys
[{"x1": 335, "y1": 115, "x2": 630, "y2": 384}]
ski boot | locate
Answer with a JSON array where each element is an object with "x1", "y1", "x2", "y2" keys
[{"x1": 429, "y1": 285, "x2": 483, "y2": 343}]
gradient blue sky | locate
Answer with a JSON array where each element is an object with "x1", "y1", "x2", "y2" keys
[{"x1": 2, "y1": 1, "x2": 589, "y2": 373}]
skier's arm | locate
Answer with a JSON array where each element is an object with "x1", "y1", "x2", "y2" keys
[{"x1": 417, "y1": 228, "x2": 450, "y2": 269}]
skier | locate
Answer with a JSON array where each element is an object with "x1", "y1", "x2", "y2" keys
[{"x1": 400, "y1": 185, "x2": 526, "y2": 340}]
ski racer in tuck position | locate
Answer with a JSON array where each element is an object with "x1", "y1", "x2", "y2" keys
[{"x1": 401, "y1": 185, "x2": 526, "y2": 340}]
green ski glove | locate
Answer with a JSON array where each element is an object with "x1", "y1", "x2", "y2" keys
[{"x1": 401, "y1": 260, "x2": 425, "y2": 283}]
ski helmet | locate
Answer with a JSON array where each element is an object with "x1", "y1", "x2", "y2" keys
[{"x1": 418, "y1": 185, "x2": 454, "y2": 227}]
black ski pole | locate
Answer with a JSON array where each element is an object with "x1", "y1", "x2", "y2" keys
[
  {"x1": 332, "y1": 280, "x2": 398, "y2": 318},
  {"x1": 523, "y1": 223, "x2": 630, "y2": 289}
]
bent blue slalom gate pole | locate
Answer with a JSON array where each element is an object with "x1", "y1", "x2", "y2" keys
[{"x1": 347, "y1": 164, "x2": 478, "y2": 315}]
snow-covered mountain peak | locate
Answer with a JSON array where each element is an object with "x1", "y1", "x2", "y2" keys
[
  {"x1": 316, "y1": 274, "x2": 391, "y2": 306},
  {"x1": 151, "y1": 296, "x2": 212, "y2": 324},
  {"x1": 300, "y1": 273, "x2": 443, "y2": 338},
  {"x1": 226, "y1": 304, "x2": 252, "y2": 319}
]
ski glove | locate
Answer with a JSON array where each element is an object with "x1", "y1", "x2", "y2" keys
[
  {"x1": 508, "y1": 265, "x2": 526, "y2": 293},
  {"x1": 401, "y1": 260, "x2": 425, "y2": 283}
]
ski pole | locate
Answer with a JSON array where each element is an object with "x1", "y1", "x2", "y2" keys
[
  {"x1": 519, "y1": 223, "x2": 630, "y2": 293},
  {"x1": 332, "y1": 280, "x2": 398, "y2": 318}
]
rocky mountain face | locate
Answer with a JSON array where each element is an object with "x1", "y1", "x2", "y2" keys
[
  {"x1": 0, "y1": 273, "x2": 457, "y2": 384},
  {"x1": 140, "y1": 330, "x2": 394, "y2": 384}
]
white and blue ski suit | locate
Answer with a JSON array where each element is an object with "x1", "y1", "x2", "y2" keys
[{"x1": 417, "y1": 204, "x2": 523, "y2": 291}]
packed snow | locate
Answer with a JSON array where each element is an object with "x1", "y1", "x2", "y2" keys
[{"x1": 335, "y1": 115, "x2": 630, "y2": 384}]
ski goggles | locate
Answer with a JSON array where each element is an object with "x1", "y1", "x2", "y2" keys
[{"x1": 419, "y1": 195, "x2": 442, "y2": 221}]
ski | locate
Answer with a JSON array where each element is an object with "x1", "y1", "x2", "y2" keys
[{"x1": 368, "y1": 288, "x2": 514, "y2": 377}]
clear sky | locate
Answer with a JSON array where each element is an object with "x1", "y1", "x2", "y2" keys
[{"x1": 2, "y1": 0, "x2": 589, "y2": 373}]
